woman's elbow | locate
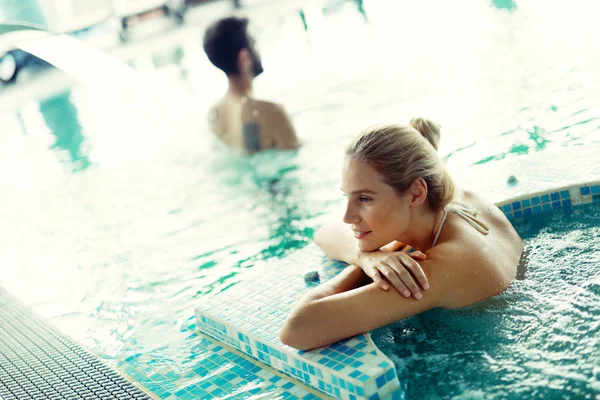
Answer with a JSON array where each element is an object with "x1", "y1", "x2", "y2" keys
[
  {"x1": 279, "y1": 323, "x2": 314, "y2": 351},
  {"x1": 280, "y1": 328, "x2": 310, "y2": 351},
  {"x1": 280, "y1": 310, "x2": 322, "y2": 350},
  {"x1": 314, "y1": 226, "x2": 326, "y2": 249}
]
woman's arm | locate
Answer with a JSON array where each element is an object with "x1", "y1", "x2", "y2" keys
[
  {"x1": 280, "y1": 265, "x2": 372, "y2": 349},
  {"x1": 314, "y1": 216, "x2": 361, "y2": 264},
  {"x1": 280, "y1": 242, "x2": 498, "y2": 350}
]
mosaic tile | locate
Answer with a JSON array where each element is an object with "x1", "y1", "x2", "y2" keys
[
  {"x1": 195, "y1": 247, "x2": 400, "y2": 399},
  {"x1": 117, "y1": 330, "x2": 323, "y2": 400},
  {"x1": 450, "y1": 144, "x2": 600, "y2": 205}
]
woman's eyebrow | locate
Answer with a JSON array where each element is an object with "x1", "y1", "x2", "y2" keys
[{"x1": 340, "y1": 188, "x2": 377, "y2": 195}]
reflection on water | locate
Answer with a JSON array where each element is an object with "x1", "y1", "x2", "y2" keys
[
  {"x1": 39, "y1": 91, "x2": 91, "y2": 171},
  {"x1": 1, "y1": 0, "x2": 600, "y2": 398},
  {"x1": 491, "y1": 0, "x2": 517, "y2": 11}
]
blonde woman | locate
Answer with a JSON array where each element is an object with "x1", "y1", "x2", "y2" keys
[{"x1": 280, "y1": 119, "x2": 523, "y2": 350}]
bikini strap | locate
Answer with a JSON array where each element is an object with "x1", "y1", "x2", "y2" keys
[{"x1": 432, "y1": 203, "x2": 491, "y2": 247}]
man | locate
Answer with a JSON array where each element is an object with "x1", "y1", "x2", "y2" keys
[{"x1": 203, "y1": 17, "x2": 300, "y2": 152}]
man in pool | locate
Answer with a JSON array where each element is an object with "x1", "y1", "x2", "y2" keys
[{"x1": 203, "y1": 17, "x2": 300, "y2": 152}]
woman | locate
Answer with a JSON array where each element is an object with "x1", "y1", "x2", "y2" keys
[{"x1": 280, "y1": 120, "x2": 523, "y2": 350}]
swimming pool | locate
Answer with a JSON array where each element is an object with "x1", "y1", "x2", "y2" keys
[
  {"x1": 373, "y1": 205, "x2": 600, "y2": 399},
  {"x1": 0, "y1": 0, "x2": 599, "y2": 399}
]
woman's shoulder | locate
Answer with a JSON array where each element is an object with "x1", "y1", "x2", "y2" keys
[
  {"x1": 426, "y1": 192, "x2": 522, "y2": 308},
  {"x1": 453, "y1": 191, "x2": 519, "y2": 238},
  {"x1": 423, "y1": 239, "x2": 516, "y2": 309}
]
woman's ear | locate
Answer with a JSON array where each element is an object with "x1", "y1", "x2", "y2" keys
[{"x1": 408, "y1": 177, "x2": 428, "y2": 206}]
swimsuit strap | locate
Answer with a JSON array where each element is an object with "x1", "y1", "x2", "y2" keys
[{"x1": 432, "y1": 202, "x2": 491, "y2": 247}]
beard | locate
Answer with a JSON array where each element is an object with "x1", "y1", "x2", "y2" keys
[{"x1": 250, "y1": 50, "x2": 264, "y2": 77}]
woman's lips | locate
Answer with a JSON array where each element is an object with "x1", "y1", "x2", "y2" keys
[{"x1": 353, "y1": 231, "x2": 371, "y2": 239}]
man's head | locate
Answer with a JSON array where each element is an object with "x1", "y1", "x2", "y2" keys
[{"x1": 203, "y1": 17, "x2": 263, "y2": 78}]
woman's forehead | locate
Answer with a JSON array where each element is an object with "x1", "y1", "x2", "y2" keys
[{"x1": 342, "y1": 159, "x2": 386, "y2": 190}]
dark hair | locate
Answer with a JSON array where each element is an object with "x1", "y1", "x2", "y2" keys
[{"x1": 203, "y1": 17, "x2": 252, "y2": 76}]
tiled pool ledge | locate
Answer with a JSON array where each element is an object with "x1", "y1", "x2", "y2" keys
[
  {"x1": 117, "y1": 328, "x2": 328, "y2": 400},
  {"x1": 195, "y1": 144, "x2": 600, "y2": 400},
  {"x1": 195, "y1": 248, "x2": 401, "y2": 400},
  {"x1": 497, "y1": 180, "x2": 600, "y2": 221}
]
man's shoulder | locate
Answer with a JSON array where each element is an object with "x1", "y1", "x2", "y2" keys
[
  {"x1": 253, "y1": 100, "x2": 285, "y2": 114},
  {"x1": 207, "y1": 101, "x2": 229, "y2": 136}
]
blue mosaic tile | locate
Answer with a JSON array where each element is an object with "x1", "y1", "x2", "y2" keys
[
  {"x1": 551, "y1": 192, "x2": 560, "y2": 201},
  {"x1": 560, "y1": 190, "x2": 570, "y2": 198},
  {"x1": 541, "y1": 194, "x2": 551, "y2": 203},
  {"x1": 593, "y1": 185, "x2": 600, "y2": 194},
  {"x1": 117, "y1": 333, "x2": 316, "y2": 400},
  {"x1": 514, "y1": 210, "x2": 523, "y2": 218},
  {"x1": 512, "y1": 201, "x2": 521, "y2": 210},
  {"x1": 376, "y1": 374, "x2": 386, "y2": 388},
  {"x1": 581, "y1": 186, "x2": 591, "y2": 195},
  {"x1": 195, "y1": 246, "x2": 402, "y2": 399},
  {"x1": 522, "y1": 199, "x2": 531, "y2": 207},
  {"x1": 531, "y1": 197, "x2": 541, "y2": 205}
]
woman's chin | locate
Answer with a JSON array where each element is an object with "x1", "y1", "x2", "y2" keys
[{"x1": 358, "y1": 240, "x2": 380, "y2": 252}]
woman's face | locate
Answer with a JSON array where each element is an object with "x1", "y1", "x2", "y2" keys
[{"x1": 341, "y1": 158, "x2": 411, "y2": 251}]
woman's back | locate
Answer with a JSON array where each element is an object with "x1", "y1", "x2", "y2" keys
[{"x1": 425, "y1": 190, "x2": 522, "y2": 309}]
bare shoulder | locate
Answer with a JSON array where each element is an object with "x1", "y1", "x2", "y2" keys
[
  {"x1": 207, "y1": 103, "x2": 224, "y2": 134},
  {"x1": 252, "y1": 100, "x2": 286, "y2": 115},
  {"x1": 424, "y1": 193, "x2": 523, "y2": 309},
  {"x1": 421, "y1": 242, "x2": 509, "y2": 310},
  {"x1": 247, "y1": 100, "x2": 299, "y2": 149}
]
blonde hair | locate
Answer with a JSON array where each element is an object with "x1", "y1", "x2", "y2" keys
[
  {"x1": 409, "y1": 117, "x2": 441, "y2": 150},
  {"x1": 345, "y1": 119, "x2": 454, "y2": 210}
]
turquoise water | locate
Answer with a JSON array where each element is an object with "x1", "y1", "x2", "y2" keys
[
  {"x1": 373, "y1": 206, "x2": 600, "y2": 399},
  {"x1": 0, "y1": 0, "x2": 599, "y2": 398}
]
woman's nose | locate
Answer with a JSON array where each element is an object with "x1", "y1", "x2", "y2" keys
[{"x1": 343, "y1": 203, "x2": 358, "y2": 224}]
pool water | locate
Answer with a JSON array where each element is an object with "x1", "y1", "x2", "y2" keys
[
  {"x1": 373, "y1": 206, "x2": 600, "y2": 399},
  {"x1": 0, "y1": 0, "x2": 599, "y2": 398}
]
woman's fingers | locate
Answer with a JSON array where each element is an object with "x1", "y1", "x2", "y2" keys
[
  {"x1": 398, "y1": 254, "x2": 430, "y2": 292},
  {"x1": 386, "y1": 259, "x2": 422, "y2": 299},
  {"x1": 378, "y1": 265, "x2": 411, "y2": 297},
  {"x1": 368, "y1": 269, "x2": 389, "y2": 291},
  {"x1": 408, "y1": 251, "x2": 427, "y2": 261}
]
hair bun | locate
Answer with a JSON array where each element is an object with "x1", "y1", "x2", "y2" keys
[{"x1": 410, "y1": 117, "x2": 441, "y2": 150}]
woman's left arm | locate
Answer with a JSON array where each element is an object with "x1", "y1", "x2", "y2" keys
[
  {"x1": 280, "y1": 263, "x2": 444, "y2": 350},
  {"x1": 280, "y1": 242, "x2": 493, "y2": 350}
]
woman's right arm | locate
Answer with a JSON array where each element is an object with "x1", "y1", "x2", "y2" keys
[
  {"x1": 314, "y1": 217, "x2": 430, "y2": 299},
  {"x1": 314, "y1": 216, "x2": 361, "y2": 264}
]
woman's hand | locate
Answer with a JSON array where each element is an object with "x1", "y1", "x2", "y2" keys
[{"x1": 356, "y1": 250, "x2": 429, "y2": 299}]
